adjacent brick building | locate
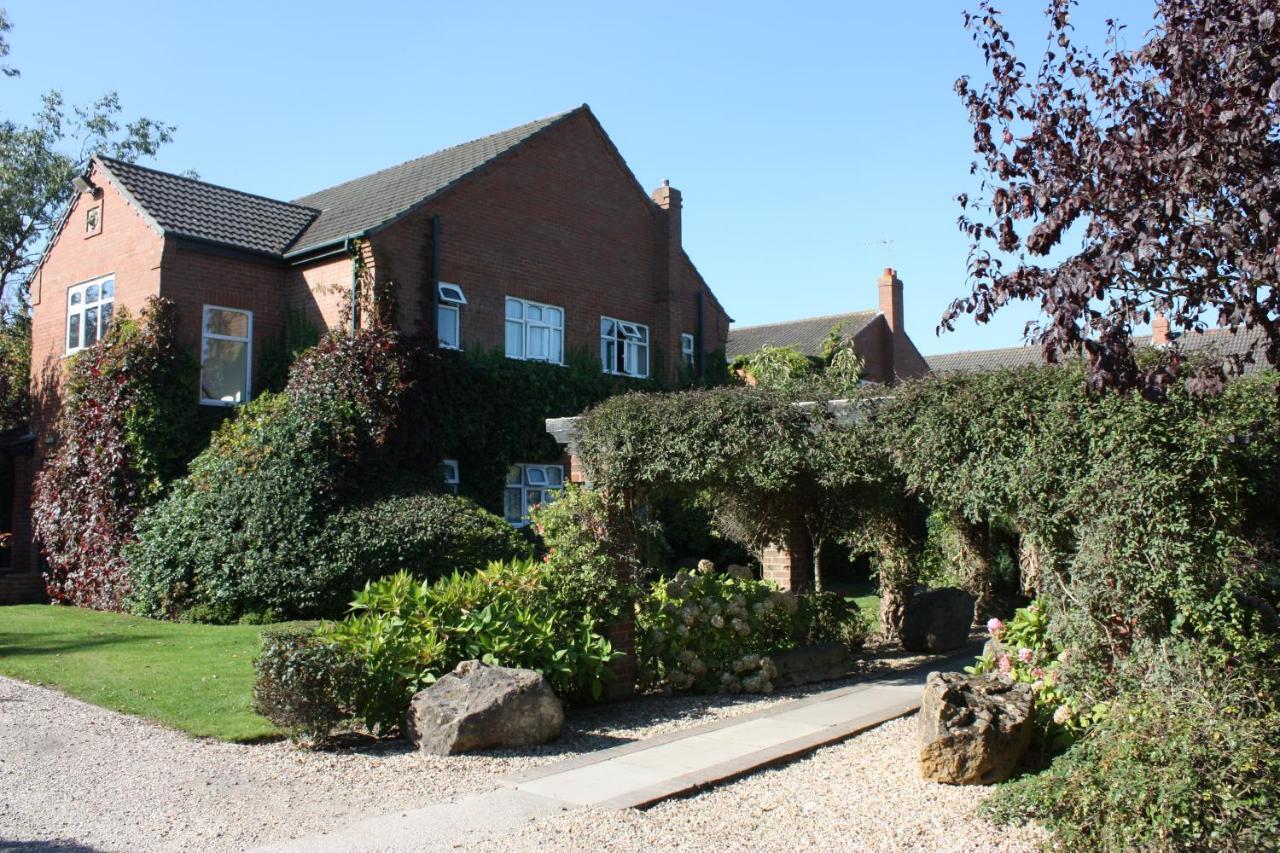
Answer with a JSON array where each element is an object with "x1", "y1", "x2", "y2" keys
[
  {"x1": 725, "y1": 268, "x2": 930, "y2": 384},
  {"x1": 1, "y1": 105, "x2": 731, "y2": 601}
]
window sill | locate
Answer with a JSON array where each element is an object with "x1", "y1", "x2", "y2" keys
[
  {"x1": 199, "y1": 399, "x2": 244, "y2": 408},
  {"x1": 505, "y1": 354, "x2": 566, "y2": 367},
  {"x1": 602, "y1": 369, "x2": 650, "y2": 380}
]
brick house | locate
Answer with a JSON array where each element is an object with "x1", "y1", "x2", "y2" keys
[
  {"x1": 725, "y1": 268, "x2": 930, "y2": 383},
  {"x1": 0, "y1": 105, "x2": 731, "y2": 602}
]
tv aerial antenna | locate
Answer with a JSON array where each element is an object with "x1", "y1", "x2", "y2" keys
[{"x1": 855, "y1": 238, "x2": 895, "y2": 266}]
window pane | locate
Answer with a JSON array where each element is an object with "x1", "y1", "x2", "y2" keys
[
  {"x1": 505, "y1": 320, "x2": 524, "y2": 358},
  {"x1": 550, "y1": 330, "x2": 563, "y2": 364},
  {"x1": 527, "y1": 305, "x2": 543, "y2": 323},
  {"x1": 525, "y1": 467, "x2": 547, "y2": 486},
  {"x1": 505, "y1": 298, "x2": 523, "y2": 320},
  {"x1": 69, "y1": 291, "x2": 81, "y2": 307},
  {"x1": 546, "y1": 467, "x2": 563, "y2": 486},
  {"x1": 636, "y1": 326, "x2": 649, "y2": 343},
  {"x1": 601, "y1": 318, "x2": 615, "y2": 337},
  {"x1": 67, "y1": 314, "x2": 80, "y2": 350},
  {"x1": 101, "y1": 279, "x2": 115, "y2": 300},
  {"x1": 201, "y1": 338, "x2": 249, "y2": 403},
  {"x1": 438, "y1": 305, "x2": 459, "y2": 348},
  {"x1": 86, "y1": 284, "x2": 100, "y2": 303},
  {"x1": 100, "y1": 302, "x2": 113, "y2": 334},
  {"x1": 506, "y1": 466, "x2": 523, "y2": 485},
  {"x1": 205, "y1": 307, "x2": 249, "y2": 338},
  {"x1": 528, "y1": 326, "x2": 548, "y2": 360},
  {"x1": 639, "y1": 343, "x2": 649, "y2": 376},
  {"x1": 546, "y1": 307, "x2": 562, "y2": 327},
  {"x1": 601, "y1": 339, "x2": 615, "y2": 372},
  {"x1": 504, "y1": 487, "x2": 523, "y2": 522},
  {"x1": 83, "y1": 307, "x2": 99, "y2": 346},
  {"x1": 527, "y1": 489, "x2": 545, "y2": 509}
]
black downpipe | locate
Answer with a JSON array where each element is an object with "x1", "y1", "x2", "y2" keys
[
  {"x1": 695, "y1": 291, "x2": 705, "y2": 378},
  {"x1": 348, "y1": 238, "x2": 360, "y2": 334},
  {"x1": 429, "y1": 215, "x2": 441, "y2": 342}
]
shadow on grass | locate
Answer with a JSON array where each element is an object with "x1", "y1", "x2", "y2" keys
[{"x1": 0, "y1": 632, "x2": 148, "y2": 659}]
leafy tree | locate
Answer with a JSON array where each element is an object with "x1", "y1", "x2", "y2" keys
[
  {"x1": 0, "y1": 305, "x2": 28, "y2": 431},
  {"x1": 948, "y1": 0, "x2": 1280, "y2": 394},
  {"x1": 0, "y1": 8, "x2": 174, "y2": 305}
]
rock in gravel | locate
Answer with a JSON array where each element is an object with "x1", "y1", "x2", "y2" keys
[
  {"x1": 900, "y1": 587, "x2": 976, "y2": 653},
  {"x1": 918, "y1": 671, "x2": 1033, "y2": 785},
  {"x1": 405, "y1": 660, "x2": 565, "y2": 755}
]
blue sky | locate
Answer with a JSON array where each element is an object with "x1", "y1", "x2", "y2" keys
[{"x1": 5, "y1": 0, "x2": 1155, "y2": 355}]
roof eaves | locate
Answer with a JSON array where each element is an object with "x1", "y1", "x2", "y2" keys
[{"x1": 92, "y1": 156, "x2": 168, "y2": 238}]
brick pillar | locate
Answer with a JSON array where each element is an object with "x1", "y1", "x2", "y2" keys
[
  {"x1": 604, "y1": 614, "x2": 637, "y2": 701},
  {"x1": 1152, "y1": 312, "x2": 1171, "y2": 346},
  {"x1": 760, "y1": 529, "x2": 813, "y2": 592},
  {"x1": 564, "y1": 447, "x2": 587, "y2": 485}
]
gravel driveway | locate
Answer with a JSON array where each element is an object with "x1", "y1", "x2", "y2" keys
[{"x1": 0, "y1": 641, "x2": 1038, "y2": 852}]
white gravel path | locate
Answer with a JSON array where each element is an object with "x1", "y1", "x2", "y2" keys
[{"x1": 0, "y1": 640, "x2": 1035, "y2": 852}]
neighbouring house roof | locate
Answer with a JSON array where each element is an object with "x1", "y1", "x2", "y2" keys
[
  {"x1": 287, "y1": 109, "x2": 578, "y2": 255},
  {"x1": 726, "y1": 311, "x2": 877, "y2": 360},
  {"x1": 926, "y1": 326, "x2": 1273, "y2": 374},
  {"x1": 87, "y1": 107, "x2": 584, "y2": 261},
  {"x1": 97, "y1": 157, "x2": 320, "y2": 256}
]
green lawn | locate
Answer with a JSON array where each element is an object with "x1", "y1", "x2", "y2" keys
[{"x1": 0, "y1": 605, "x2": 291, "y2": 741}]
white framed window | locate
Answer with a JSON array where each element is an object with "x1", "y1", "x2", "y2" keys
[
  {"x1": 600, "y1": 316, "x2": 650, "y2": 378},
  {"x1": 65, "y1": 274, "x2": 115, "y2": 354},
  {"x1": 681, "y1": 333, "x2": 696, "y2": 371},
  {"x1": 441, "y1": 459, "x2": 460, "y2": 494},
  {"x1": 504, "y1": 463, "x2": 564, "y2": 525},
  {"x1": 437, "y1": 282, "x2": 465, "y2": 350},
  {"x1": 200, "y1": 305, "x2": 252, "y2": 406},
  {"x1": 505, "y1": 297, "x2": 564, "y2": 364}
]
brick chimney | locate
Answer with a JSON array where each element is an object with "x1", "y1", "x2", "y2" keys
[
  {"x1": 652, "y1": 180, "x2": 686, "y2": 377},
  {"x1": 1152, "y1": 311, "x2": 1171, "y2": 346},
  {"x1": 877, "y1": 267, "x2": 904, "y2": 383}
]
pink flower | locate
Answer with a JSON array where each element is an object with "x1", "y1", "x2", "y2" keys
[
  {"x1": 1031, "y1": 666, "x2": 1046, "y2": 679},
  {"x1": 986, "y1": 617, "x2": 1005, "y2": 638},
  {"x1": 997, "y1": 654, "x2": 1012, "y2": 675},
  {"x1": 1018, "y1": 647, "x2": 1034, "y2": 664}
]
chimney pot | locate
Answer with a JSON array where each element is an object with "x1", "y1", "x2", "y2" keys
[{"x1": 1152, "y1": 312, "x2": 1172, "y2": 346}]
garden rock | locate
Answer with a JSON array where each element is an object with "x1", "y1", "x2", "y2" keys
[
  {"x1": 918, "y1": 671, "x2": 1033, "y2": 785},
  {"x1": 405, "y1": 660, "x2": 565, "y2": 755},
  {"x1": 771, "y1": 641, "x2": 852, "y2": 688},
  {"x1": 900, "y1": 587, "x2": 975, "y2": 653}
]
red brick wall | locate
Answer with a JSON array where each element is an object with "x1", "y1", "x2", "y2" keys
[
  {"x1": 286, "y1": 252, "x2": 355, "y2": 334},
  {"x1": 371, "y1": 110, "x2": 730, "y2": 380}
]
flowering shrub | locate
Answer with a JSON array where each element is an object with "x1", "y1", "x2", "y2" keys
[
  {"x1": 321, "y1": 560, "x2": 619, "y2": 733},
  {"x1": 638, "y1": 561, "x2": 867, "y2": 694},
  {"x1": 33, "y1": 298, "x2": 199, "y2": 609},
  {"x1": 969, "y1": 602, "x2": 1104, "y2": 751}
]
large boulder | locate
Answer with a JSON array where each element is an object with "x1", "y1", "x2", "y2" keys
[
  {"x1": 918, "y1": 671, "x2": 1034, "y2": 784},
  {"x1": 900, "y1": 587, "x2": 976, "y2": 653},
  {"x1": 405, "y1": 660, "x2": 565, "y2": 755}
]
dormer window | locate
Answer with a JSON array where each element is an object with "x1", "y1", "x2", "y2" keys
[{"x1": 437, "y1": 282, "x2": 466, "y2": 350}]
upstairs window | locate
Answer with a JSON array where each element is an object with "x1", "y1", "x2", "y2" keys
[
  {"x1": 437, "y1": 283, "x2": 465, "y2": 350},
  {"x1": 200, "y1": 306, "x2": 252, "y2": 406},
  {"x1": 441, "y1": 459, "x2": 460, "y2": 494},
  {"x1": 505, "y1": 297, "x2": 564, "y2": 364},
  {"x1": 600, "y1": 317, "x2": 649, "y2": 378},
  {"x1": 66, "y1": 275, "x2": 115, "y2": 354},
  {"x1": 503, "y1": 463, "x2": 563, "y2": 524},
  {"x1": 681, "y1": 333, "x2": 696, "y2": 371}
]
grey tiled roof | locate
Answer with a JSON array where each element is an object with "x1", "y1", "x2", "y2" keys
[
  {"x1": 287, "y1": 109, "x2": 578, "y2": 255},
  {"x1": 726, "y1": 311, "x2": 877, "y2": 359},
  {"x1": 98, "y1": 157, "x2": 319, "y2": 256},
  {"x1": 926, "y1": 326, "x2": 1272, "y2": 374}
]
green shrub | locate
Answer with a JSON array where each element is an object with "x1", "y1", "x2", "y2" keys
[
  {"x1": 252, "y1": 625, "x2": 361, "y2": 744},
  {"x1": 637, "y1": 561, "x2": 864, "y2": 694},
  {"x1": 322, "y1": 561, "x2": 619, "y2": 734},
  {"x1": 984, "y1": 645, "x2": 1280, "y2": 851}
]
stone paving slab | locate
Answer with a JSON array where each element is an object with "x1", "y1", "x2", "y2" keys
[{"x1": 504, "y1": 647, "x2": 977, "y2": 810}]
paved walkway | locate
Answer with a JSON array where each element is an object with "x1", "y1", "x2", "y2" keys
[{"x1": 258, "y1": 650, "x2": 974, "y2": 852}]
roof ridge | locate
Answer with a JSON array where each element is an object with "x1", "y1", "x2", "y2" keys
[
  {"x1": 290, "y1": 106, "x2": 584, "y2": 205},
  {"x1": 730, "y1": 309, "x2": 876, "y2": 332},
  {"x1": 96, "y1": 156, "x2": 319, "y2": 214}
]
